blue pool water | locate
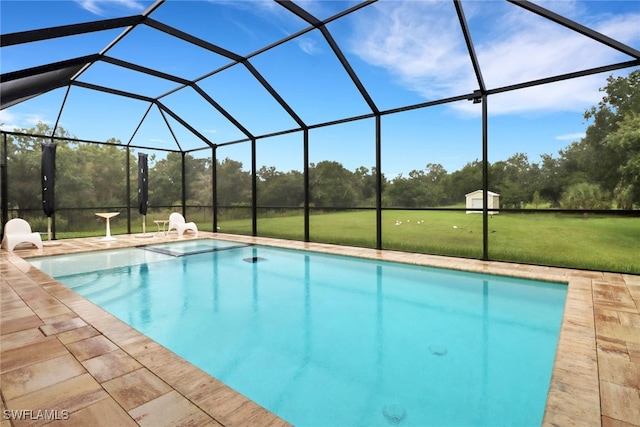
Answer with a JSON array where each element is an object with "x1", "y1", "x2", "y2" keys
[{"x1": 29, "y1": 241, "x2": 567, "y2": 426}]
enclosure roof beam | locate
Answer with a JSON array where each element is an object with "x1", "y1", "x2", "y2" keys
[
  {"x1": 276, "y1": 0, "x2": 322, "y2": 27},
  {"x1": 453, "y1": 0, "x2": 486, "y2": 94},
  {"x1": 487, "y1": 59, "x2": 640, "y2": 96},
  {"x1": 153, "y1": 79, "x2": 255, "y2": 140},
  {"x1": 217, "y1": 90, "x2": 478, "y2": 148},
  {"x1": 156, "y1": 100, "x2": 216, "y2": 148},
  {"x1": 72, "y1": 1, "x2": 163, "y2": 81},
  {"x1": 143, "y1": 18, "x2": 244, "y2": 63},
  {"x1": 320, "y1": 27, "x2": 379, "y2": 114},
  {"x1": 143, "y1": 17, "x2": 306, "y2": 129},
  {"x1": 68, "y1": 83, "x2": 214, "y2": 151},
  {"x1": 99, "y1": 58, "x2": 255, "y2": 140},
  {"x1": 71, "y1": 80, "x2": 155, "y2": 103},
  {"x1": 276, "y1": 0, "x2": 380, "y2": 115},
  {"x1": 0, "y1": 16, "x2": 145, "y2": 47},
  {"x1": 509, "y1": 0, "x2": 640, "y2": 59},
  {"x1": 242, "y1": 61, "x2": 307, "y2": 129},
  {"x1": 191, "y1": 84, "x2": 254, "y2": 139},
  {"x1": 126, "y1": 103, "x2": 153, "y2": 146},
  {"x1": 101, "y1": 56, "x2": 192, "y2": 85},
  {"x1": 0, "y1": 54, "x2": 99, "y2": 83},
  {"x1": 157, "y1": 105, "x2": 183, "y2": 151},
  {"x1": 0, "y1": 55, "x2": 100, "y2": 110}
]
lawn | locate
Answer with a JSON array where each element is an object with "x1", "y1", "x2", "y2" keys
[{"x1": 218, "y1": 210, "x2": 640, "y2": 274}]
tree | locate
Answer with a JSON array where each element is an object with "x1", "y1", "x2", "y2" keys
[
  {"x1": 386, "y1": 172, "x2": 428, "y2": 207},
  {"x1": 6, "y1": 123, "x2": 77, "y2": 215},
  {"x1": 384, "y1": 163, "x2": 450, "y2": 207},
  {"x1": 353, "y1": 166, "x2": 384, "y2": 206},
  {"x1": 309, "y1": 161, "x2": 357, "y2": 207},
  {"x1": 605, "y1": 113, "x2": 640, "y2": 208},
  {"x1": 490, "y1": 153, "x2": 537, "y2": 208},
  {"x1": 216, "y1": 158, "x2": 251, "y2": 206},
  {"x1": 532, "y1": 191, "x2": 542, "y2": 208},
  {"x1": 576, "y1": 70, "x2": 639, "y2": 198},
  {"x1": 6, "y1": 133, "x2": 43, "y2": 214},
  {"x1": 82, "y1": 140, "x2": 127, "y2": 207},
  {"x1": 561, "y1": 183, "x2": 610, "y2": 210},
  {"x1": 537, "y1": 154, "x2": 570, "y2": 208},
  {"x1": 422, "y1": 163, "x2": 449, "y2": 206},
  {"x1": 448, "y1": 160, "x2": 483, "y2": 203},
  {"x1": 188, "y1": 157, "x2": 213, "y2": 206},
  {"x1": 149, "y1": 152, "x2": 183, "y2": 206},
  {"x1": 257, "y1": 166, "x2": 304, "y2": 207},
  {"x1": 536, "y1": 70, "x2": 640, "y2": 209}
]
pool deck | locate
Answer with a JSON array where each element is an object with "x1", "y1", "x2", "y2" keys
[{"x1": 1, "y1": 232, "x2": 639, "y2": 427}]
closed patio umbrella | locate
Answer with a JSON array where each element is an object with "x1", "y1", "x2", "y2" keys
[
  {"x1": 138, "y1": 153, "x2": 149, "y2": 234},
  {"x1": 41, "y1": 143, "x2": 56, "y2": 241}
]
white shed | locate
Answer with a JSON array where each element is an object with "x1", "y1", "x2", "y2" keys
[{"x1": 465, "y1": 190, "x2": 500, "y2": 214}]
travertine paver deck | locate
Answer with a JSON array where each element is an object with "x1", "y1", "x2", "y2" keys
[{"x1": 1, "y1": 232, "x2": 639, "y2": 426}]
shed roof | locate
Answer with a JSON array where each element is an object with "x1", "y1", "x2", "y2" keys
[{"x1": 466, "y1": 190, "x2": 500, "y2": 197}]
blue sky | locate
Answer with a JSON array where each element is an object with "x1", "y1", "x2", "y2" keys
[{"x1": 1, "y1": 0, "x2": 639, "y2": 177}]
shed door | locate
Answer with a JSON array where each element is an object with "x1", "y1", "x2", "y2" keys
[{"x1": 471, "y1": 198, "x2": 483, "y2": 208}]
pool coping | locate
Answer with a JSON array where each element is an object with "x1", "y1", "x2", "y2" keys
[{"x1": 2, "y1": 232, "x2": 639, "y2": 426}]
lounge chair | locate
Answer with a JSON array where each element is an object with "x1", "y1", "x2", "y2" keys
[
  {"x1": 1, "y1": 218, "x2": 43, "y2": 251},
  {"x1": 167, "y1": 212, "x2": 198, "y2": 238}
]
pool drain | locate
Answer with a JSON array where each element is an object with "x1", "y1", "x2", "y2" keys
[
  {"x1": 382, "y1": 404, "x2": 407, "y2": 425},
  {"x1": 243, "y1": 256, "x2": 266, "y2": 263},
  {"x1": 428, "y1": 345, "x2": 448, "y2": 356}
]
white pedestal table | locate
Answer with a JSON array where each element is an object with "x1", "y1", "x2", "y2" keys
[{"x1": 95, "y1": 212, "x2": 120, "y2": 242}]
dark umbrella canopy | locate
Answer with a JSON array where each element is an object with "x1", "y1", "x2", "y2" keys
[
  {"x1": 138, "y1": 153, "x2": 149, "y2": 215},
  {"x1": 41, "y1": 143, "x2": 56, "y2": 217}
]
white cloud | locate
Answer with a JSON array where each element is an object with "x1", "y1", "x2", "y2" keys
[
  {"x1": 0, "y1": 110, "x2": 18, "y2": 132},
  {"x1": 205, "y1": 0, "x2": 311, "y2": 44},
  {"x1": 0, "y1": 110, "x2": 51, "y2": 132},
  {"x1": 74, "y1": 0, "x2": 102, "y2": 15},
  {"x1": 211, "y1": 0, "x2": 279, "y2": 13},
  {"x1": 74, "y1": 0, "x2": 146, "y2": 16},
  {"x1": 474, "y1": 7, "x2": 639, "y2": 88},
  {"x1": 23, "y1": 113, "x2": 49, "y2": 126},
  {"x1": 350, "y1": 0, "x2": 640, "y2": 115},
  {"x1": 275, "y1": 0, "x2": 346, "y2": 20},
  {"x1": 351, "y1": 1, "x2": 471, "y2": 99},
  {"x1": 534, "y1": 0, "x2": 583, "y2": 17},
  {"x1": 296, "y1": 37, "x2": 320, "y2": 55}
]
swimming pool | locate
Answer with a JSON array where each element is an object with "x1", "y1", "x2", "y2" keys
[{"x1": 29, "y1": 240, "x2": 567, "y2": 426}]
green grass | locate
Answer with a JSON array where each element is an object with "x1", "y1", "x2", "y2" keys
[{"x1": 218, "y1": 210, "x2": 640, "y2": 274}]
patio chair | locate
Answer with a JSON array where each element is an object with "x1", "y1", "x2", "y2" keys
[
  {"x1": 1, "y1": 218, "x2": 43, "y2": 251},
  {"x1": 167, "y1": 212, "x2": 198, "y2": 238}
]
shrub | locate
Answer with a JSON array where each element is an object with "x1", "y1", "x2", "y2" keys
[{"x1": 560, "y1": 183, "x2": 611, "y2": 209}]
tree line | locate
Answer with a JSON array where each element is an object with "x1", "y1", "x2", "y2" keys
[{"x1": 4, "y1": 70, "x2": 639, "y2": 216}]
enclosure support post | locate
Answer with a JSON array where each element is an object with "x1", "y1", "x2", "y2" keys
[
  {"x1": 375, "y1": 114, "x2": 382, "y2": 250},
  {"x1": 482, "y1": 94, "x2": 489, "y2": 261},
  {"x1": 126, "y1": 147, "x2": 131, "y2": 234},
  {"x1": 1, "y1": 134, "x2": 8, "y2": 240},
  {"x1": 181, "y1": 152, "x2": 186, "y2": 216},
  {"x1": 304, "y1": 129, "x2": 310, "y2": 242},
  {"x1": 251, "y1": 137, "x2": 257, "y2": 237},
  {"x1": 212, "y1": 146, "x2": 217, "y2": 233},
  {"x1": 51, "y1": 159, "x2": 56, "y2": 240}
]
